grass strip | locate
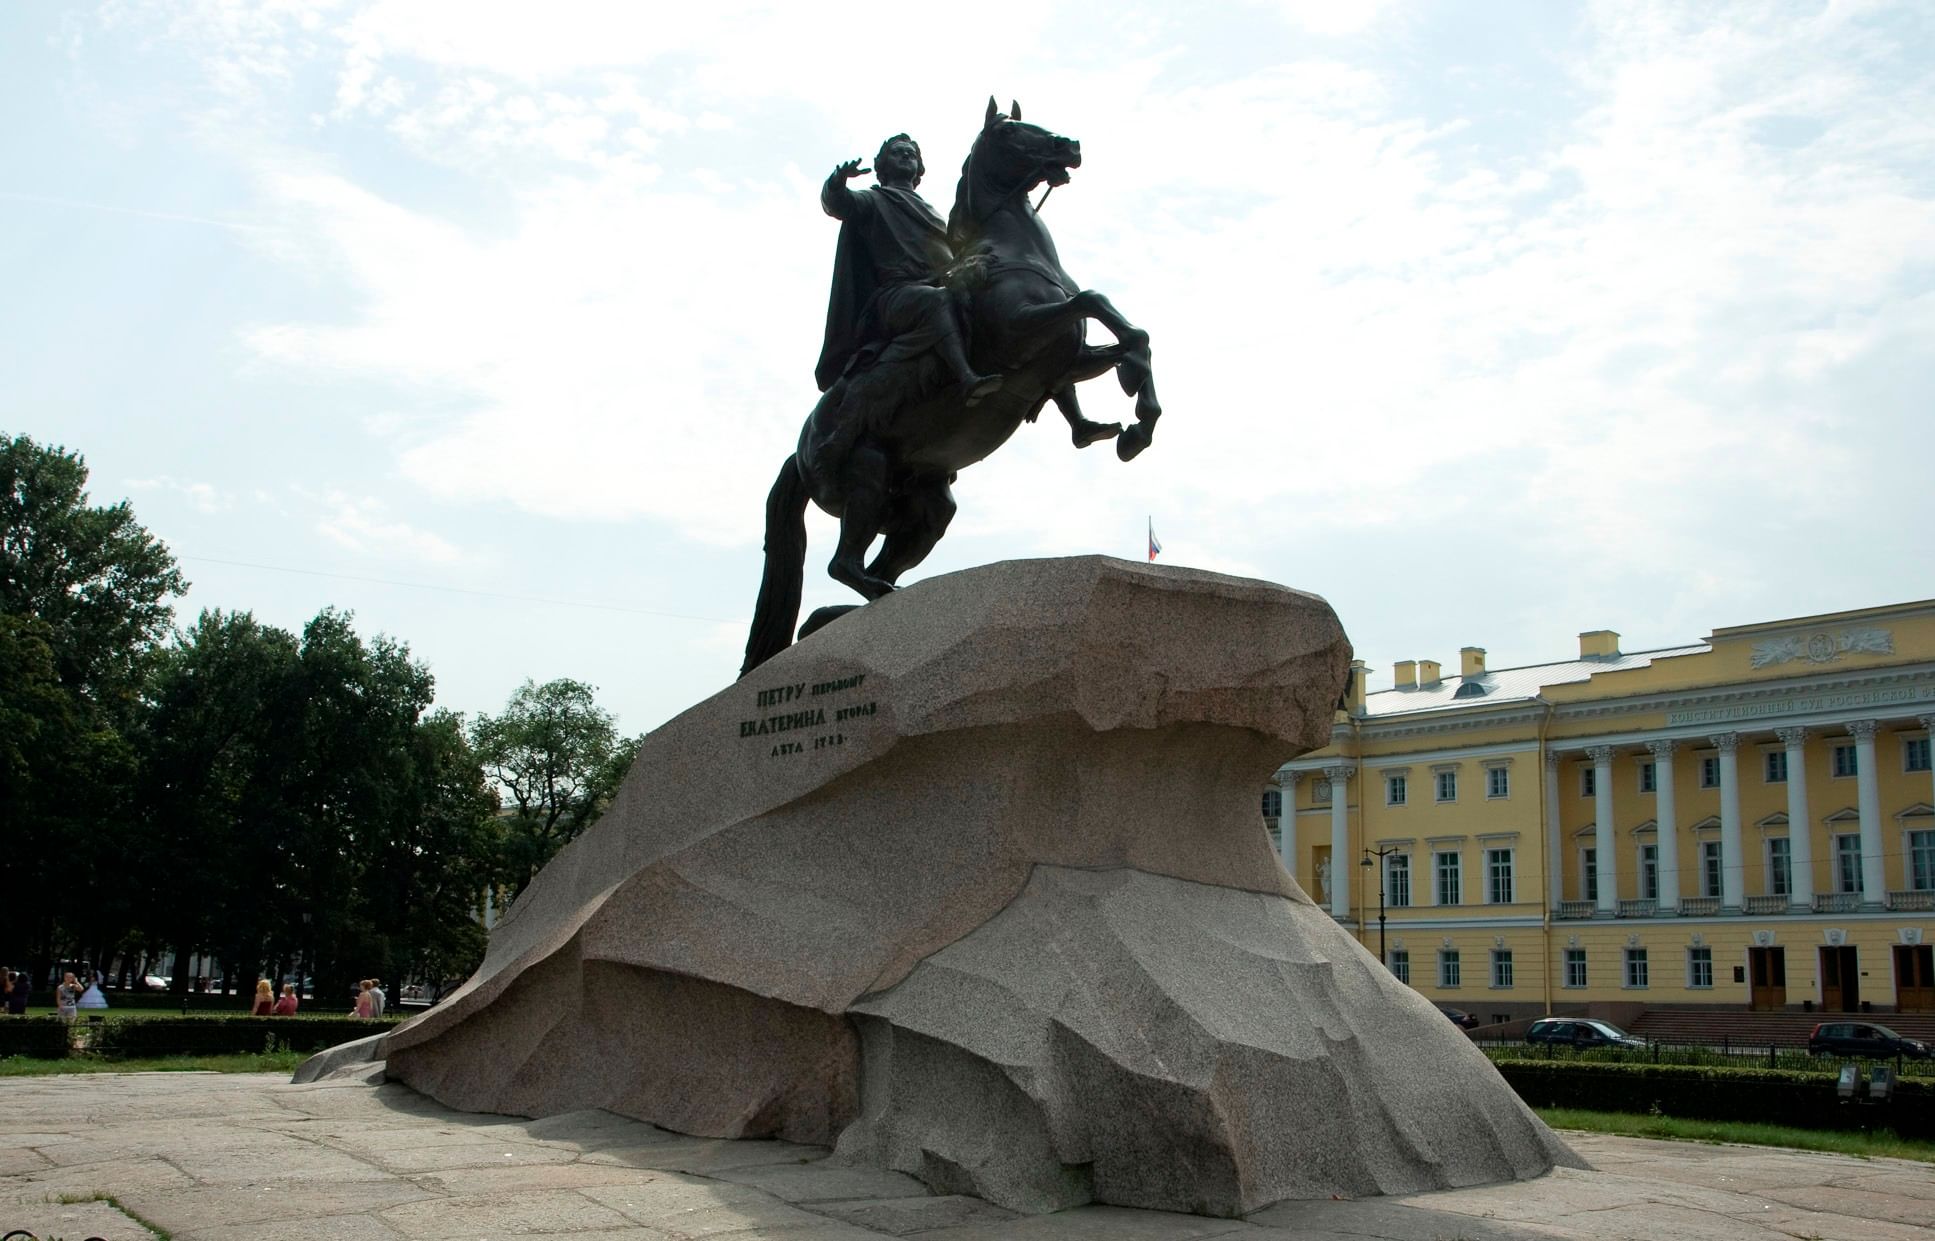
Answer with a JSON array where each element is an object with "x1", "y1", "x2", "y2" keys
[
  {"x1": 54, "y1": 1191, "x2": 173, "y2": 1240},
  {"x1": 0, "y1": 1050, "x2": 305, "y2": 1076},
  {"x1": 1538, "y1": 1106, "x2": 1935, "y2": 1163}
]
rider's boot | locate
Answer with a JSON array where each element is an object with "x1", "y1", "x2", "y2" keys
[{"x1": 937, "y1": 323, "x2": 1003, "y2": 407}]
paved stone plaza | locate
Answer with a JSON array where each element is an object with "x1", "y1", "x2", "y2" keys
[{"x1": 1, "y1": 1070, "x2": 1929, "y2": 1240}]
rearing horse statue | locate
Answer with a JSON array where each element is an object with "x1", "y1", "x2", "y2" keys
[{"x1": 742, "y1": 99, "x2": 1160, "y2": 675}]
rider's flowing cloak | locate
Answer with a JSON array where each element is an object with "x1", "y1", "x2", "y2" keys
[{"x1": 815, "y1": 184, "x2": 954, "y2": 393}]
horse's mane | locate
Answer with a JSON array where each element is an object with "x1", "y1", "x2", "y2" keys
[{"x1": 947, "y1": 119, "x2": 1002, "y2": 253}]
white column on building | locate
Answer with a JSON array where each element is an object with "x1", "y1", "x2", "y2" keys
[
  {"x1": 1849, "y1": 720, "x2": 1886, "y2": 903},
  {"x1": 1277, "y1": 771, "x2": 1301, "y2": 877},
  {"x1": 1545, "y1": 750, "x2": 1563, "y2": 908},
  {"x1": 1713, "y1": 732, "x2": 1744, "y2": 910},
  {"x1": 1325, "y1": 763, "x2": 1355, "y2": 919},
  {"x1": 1587, "y1": 745, "x2": 1618, "y2": 915},
  {"x1": 1648, "y1": 739, "x2": 1679, "y2": 913},
  {"x1": 1775, "y1": 727, "x2": 1813, "y2": 911}
]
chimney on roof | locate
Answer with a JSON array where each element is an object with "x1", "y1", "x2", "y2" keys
[
  {"x1": 1579, "y1": 630, "x2": 1620, "y2": 658},
  {"x1": 1418, "y1": 659, "x2": 1442, "y2": 687},
  {"x1": 1461, "y1": 646, "x2": 1487, "y2": 678},
  {"x1": 1394, "y1": 660, "x2": 1417, "y2": 689},
  {"x1": 1346, "y1": 659, "x2": 1367, "y2": 715}
]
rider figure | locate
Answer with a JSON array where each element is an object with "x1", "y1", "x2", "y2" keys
[{"x1": 816, "y1": 134, "x2": 1001, "y2": 404}]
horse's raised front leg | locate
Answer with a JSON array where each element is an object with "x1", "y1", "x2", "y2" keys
[
  {"x1": 1066, "y1": 291, "x2": 1161, "y2": 459},
  {"x1": 1049, "y1": 386, "x2": 1121, "y2": 448},
  {"x1": 827, "y1": 441, "x2": 897, "y2": 601}
]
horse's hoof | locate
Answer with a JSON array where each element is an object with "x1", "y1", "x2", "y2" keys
[
  {"x1": 797, "y1": 604, "x2": 862, "y2": 642},
  {"x1": 1072, "y1": 420, "x2": 1122, "y2": 447},
  {"x1": 1117, "y1": 425, "x2": 1151, "y2": 461}
]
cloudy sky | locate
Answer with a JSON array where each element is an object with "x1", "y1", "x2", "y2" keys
[{"x1": 6, "y1": 1, "x2": 1932, "y2": 734}]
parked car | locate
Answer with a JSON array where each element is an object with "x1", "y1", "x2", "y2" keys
[
  {"x1": 1439, "y1": 1006, "x2": 1481, "y2": 1030},
  {"x1": 1524, "y1": 1018, "x2": 1646, "y2": 1051},
  {"x1": 1807, "y1": 1021, "x2": 1931, "y2": 1060}
]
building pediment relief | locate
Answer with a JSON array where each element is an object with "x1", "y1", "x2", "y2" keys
[{"x1": 1749, "y1": 627, "x2": 1893, "y2": 670}]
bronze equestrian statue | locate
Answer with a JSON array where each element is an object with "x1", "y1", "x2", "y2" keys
[{"x1": 743, "y1": 99, "x2": 1160, "y2": 675}]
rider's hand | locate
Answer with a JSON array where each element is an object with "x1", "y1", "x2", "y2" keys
[{"x1": 836, "y1": 158, "x2": 871, "y2": 180}]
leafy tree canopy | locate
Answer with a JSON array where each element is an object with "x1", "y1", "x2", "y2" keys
[
  {"x1": 471, "y1": 678, "x2": 639, "y2": 892},
  {"x1": 1, "y1": 433, "x2": 186, "y2": 710}
]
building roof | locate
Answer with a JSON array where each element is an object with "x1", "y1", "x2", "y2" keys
[{"x1": 1362, "y1": 644, "x2": 1712, "y2": 720}]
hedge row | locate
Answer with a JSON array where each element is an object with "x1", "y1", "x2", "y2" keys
[
  {"x1": 1496, "y1": 1059, "x2": 1934, "y2": 1140},
  {"x1": 0, "y1": 1015, "x2": 403, "y2": 1060},
  {"x1": 0, "y1": 1019, "x2": 73, "y2": 1059},
  {"x1": 92, "y1": 1015, "x2": 402, "y2": 1057}
]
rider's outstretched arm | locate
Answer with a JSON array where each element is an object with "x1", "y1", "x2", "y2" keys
[{"x1": 822, "y1": 159, "x2": 874, "y2": 221}]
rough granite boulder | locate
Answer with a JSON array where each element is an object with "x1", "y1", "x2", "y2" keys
[{"x1": 317, "y1": 555, "x2": 1581, "y2": 1215}]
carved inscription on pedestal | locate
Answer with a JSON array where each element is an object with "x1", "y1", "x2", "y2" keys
[{"x1": 739, "y1": 674, "x2": 877, "y2": 758}]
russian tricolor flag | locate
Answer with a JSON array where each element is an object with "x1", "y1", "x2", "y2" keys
[{"x1": 1147, "y1": 517, "x2": 1162, "y2": 562}]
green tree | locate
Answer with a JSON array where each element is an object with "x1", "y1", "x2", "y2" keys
[
  {"x1": 1, "y1": 435, "x2": 184, "y2": 983},
  {"x1": 1, "y1": 435, "x2": 185, "y2": 713},
  {"x1": 471, "y1": 678, "x2": 639, "y2": 894}
]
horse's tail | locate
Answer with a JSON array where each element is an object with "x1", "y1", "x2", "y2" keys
[{"x1": 741, "y1": 454, "x2": 810, "y2": 677}]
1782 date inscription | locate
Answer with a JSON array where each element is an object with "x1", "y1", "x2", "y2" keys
[{"x1": 739, "y1": 674, "x2": 877, "y2": 757}]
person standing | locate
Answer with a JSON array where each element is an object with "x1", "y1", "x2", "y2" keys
[
  {"x1": 6, "y1": 970, "x2": 30, "y2": 1015},
  {"x1": 273, "y1": 983, "x2": 299, "y2": 1015},
  {"x1": 55, "y1": 972, "x2": 82, "y2": 1023}
]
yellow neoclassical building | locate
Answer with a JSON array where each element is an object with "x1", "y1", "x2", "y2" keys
[{"x1": 1266, "y1": 599, "x2": 1935, "y2": 1023}]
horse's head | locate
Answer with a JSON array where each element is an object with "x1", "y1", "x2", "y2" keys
[{"x1": 950, "y1": 98, "x2": 1081, "y2": 242}]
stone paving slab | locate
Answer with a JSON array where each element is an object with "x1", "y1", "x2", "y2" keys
[{"x1": 0, "y1": 1071, "x2": 1929, "y2": 1240}]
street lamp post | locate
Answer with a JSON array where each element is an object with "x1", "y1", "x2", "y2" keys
[{"x1": 1361, "y1": 846, "x2": 1396, "y2": 969}]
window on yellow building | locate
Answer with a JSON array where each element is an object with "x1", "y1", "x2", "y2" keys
[
  {"x1": 1435, "y1": 851, "x2": 1462, "y2": 905},
  {"x1": 1486, "y1": 849, "x2": 1514, "y2": 904},
  {"x1": 1491, "y1": 949, "x2": 1513, "y2": 988},
  {"x1": 1580, "y1": 767, "x2": 1595, "y2": 798},
  {"x1": 1438, "y1": 950, "x2": 1461, "y2": 988},
  {"x1": 1563, "y1": 948, "x2": 1587, "y2": 988},
  {"x1": 1700, "y1": 756, "x2": 1720, "y2": 788},
  {"x1": 1387, "y1": 853, "x2": 1412, "y2": 907},
  {"x1": 1582, "y1": 848, "x2": 1597, "y2": 902},
  {"x1": 1701, "y1": 841, "x2": 1722, "y2": 898},
  {"x1": 1639, "y1": 844, "x2": 1658, "y2": 901},
  {"x1": 1261, "y1": 789, "x2": 1282, "y2": 819},
  {"x1": 1831, "y1": 743, "x2": 1857, "y2": 779},
  {"x1": 1908, "y1": 737, "x2": 1932, "y2": 773},
  {"x1": 1387, "y1": 774, "x2": 1407, "y2": 806},
  {"x1": 1486, "y1": 767, "x2": 1509, "y2": 799},
  {"x1": 1435, "y1": 771, "x2": 1457, "y2": 802},
  {"x1": 1624, "y1": 948, "x2": 1649, "y2": 989},
  {"x1": 1687, "y1": 946, "x2": 1713, "y2": 988},
  {"x1": 1764, "y1": 750, "x2": 1787, "y2": 783},
  {"x1": 1767, "y1": 837, "x2": 1791, "y2": 897},
  {"x1": 1638, "y1": 760, "x2": 1656, "y2": 793},
  {"x1": 1835, "y1": 835, "x2": 1863, "y2": 894},
  {"x1": 1388, "y1": 949, "x2": 1410, "y2": 984},
  {"x1": 1912, "y1": 830, "x2": 1935, "y2": 892}
]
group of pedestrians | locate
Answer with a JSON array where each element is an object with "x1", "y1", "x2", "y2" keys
[
  {"x1": 43, "y1": 969, "x2": 108, "y2": 1023},
  {"x1": 249, "y1": 979, "x2": 301, "y2": 1015},
  {"x1": 352, "y1": 978, "x2": 387, "y2": 1019},
  {"x1": 0, "y1": 968, "x2": 32, "y2": 1016}
]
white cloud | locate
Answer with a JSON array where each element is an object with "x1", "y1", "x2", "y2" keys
[
  {"x1": 314, "y1": 491, "x2": 467, "y2": 565},
  {"x1": 127, "y1": 475, "x2": 232, "y2": 513}
]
